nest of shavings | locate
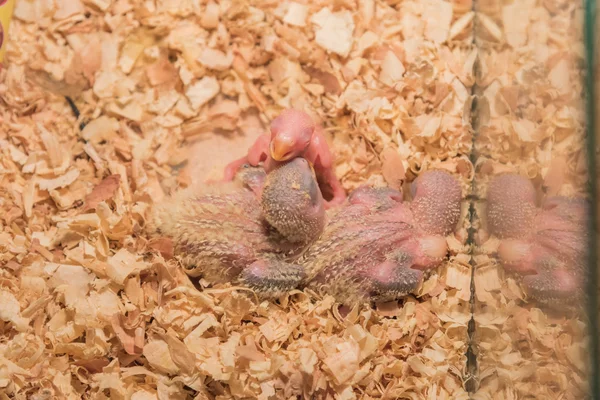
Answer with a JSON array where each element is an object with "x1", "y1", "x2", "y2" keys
[{"x1": 2, "y1": 0, "x2": 483, "y2": 399}]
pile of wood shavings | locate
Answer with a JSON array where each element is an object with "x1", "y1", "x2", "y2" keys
[
  {"x1": 0, "y1": 0, "x2": 477, "y2": 399},
  {"x1": 471, "y1": 1, "x2": 593, "y2": 399}
]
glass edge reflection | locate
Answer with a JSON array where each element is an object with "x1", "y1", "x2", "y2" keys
[{"x1": 584, "y1": 0, "x2": 599, "y2": 398}]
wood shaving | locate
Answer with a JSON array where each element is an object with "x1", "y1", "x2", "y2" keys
[
  {"x1": 310, "y1": 8, "x2": 355, "y2": 58},
  {"x1": 83, "y1": 175, "x2": 121, "y2": 211},
  {"x1": 185, "y1": 76, "x2": 220, "y2": 111}
]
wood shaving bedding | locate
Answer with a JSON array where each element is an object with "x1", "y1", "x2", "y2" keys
[{"x1": 0, "y1": 0, "x2": 539, "y2": 399}]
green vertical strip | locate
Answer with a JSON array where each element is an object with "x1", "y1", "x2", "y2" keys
[{"x1": 584, "y1": 0, "x2": 599, "y2": 399}]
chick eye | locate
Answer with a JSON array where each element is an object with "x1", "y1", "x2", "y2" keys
[
  {"x1": 303, "y1": 127, "x2": 314, "y2": 139},
  {"x1": 241, "y1": 164, "x2": 250, "y2": 169},
  {"x1": 308, "y1": 180, "x2": 320, "y2": 206}
]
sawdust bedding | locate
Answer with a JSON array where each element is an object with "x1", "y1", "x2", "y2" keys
[{"x1": 0, "y1": 0, "x2": 592, "y2": 399}]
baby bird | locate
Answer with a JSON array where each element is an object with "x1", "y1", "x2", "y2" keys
[
  {"x1": 152, "y1": 162, "x2": 462, "y2": 305},
  {"x1": 486, "y1": 174, "x2": 589, "y2": 304},
  {"x1": 222, "y1": 109, "x2": 346, "y2": 209},
  {"x1": 149, "y1": 158, "x2": 326, "y2": 298},
  {"x1": 298, "y1": 170, "x2": 463, "y2": 305}
]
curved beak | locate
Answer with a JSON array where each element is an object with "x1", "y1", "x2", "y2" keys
[{"x1": 270, "y1": 135, "x2": 295, "y2": 161}]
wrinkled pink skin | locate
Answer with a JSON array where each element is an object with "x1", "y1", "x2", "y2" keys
[
  {"x1": 486, "y1": 174, "x2": 589, "y2": 303},
  {"x1": 223, "y1": 109, "x2": 346, "y2": 209},
  {"x1": 299, "y1": 170, "x2": 462, "y2": 303}
]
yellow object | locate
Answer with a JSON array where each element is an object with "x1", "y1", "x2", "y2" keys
[{"x1": 0, "y1": 0, "x2": 16, "y2": 63}]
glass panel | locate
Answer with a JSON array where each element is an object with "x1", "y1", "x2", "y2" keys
[{"x1": 471, "y1": 0, "x2": 597, "y2": 399}]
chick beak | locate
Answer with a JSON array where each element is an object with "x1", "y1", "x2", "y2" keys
[{"x1": 270, "y1": 136, "x2": 295, "y2": 161}]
